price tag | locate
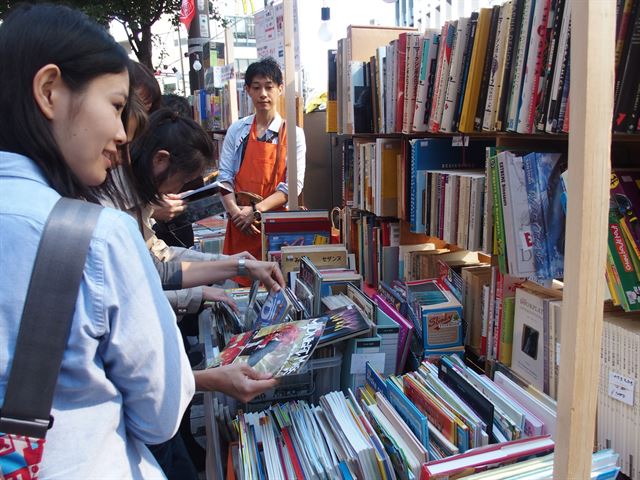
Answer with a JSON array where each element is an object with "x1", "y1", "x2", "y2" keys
[
  {"x1": 608, "y1": 371, "x2": 635, "y2": 406},
  {"x1": 452, "y1": 136, "x2": 469, "y2": 147}
]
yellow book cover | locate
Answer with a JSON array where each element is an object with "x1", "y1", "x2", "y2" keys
[
  {"x1": 377, "y1": 138, "x2": 401, "y2": 217},
  {"x1": 326, "y1": 100, "x2": 337, "y2": 132},
  {"x1": 459, "y1": 8, "x2": 493, "y2": 132}
]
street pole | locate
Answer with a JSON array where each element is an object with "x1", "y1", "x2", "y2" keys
[
  {"x1": 188, "y1": 0, "x2": 211, "y2": 93},
  {"x1": 176, "y1": 26, "x2": 187, "y2": 95}
]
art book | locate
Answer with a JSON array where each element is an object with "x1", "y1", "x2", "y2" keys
[
  {"x1": 318, "y1": 304, "x2": 372, "y2": 346},
  {"x1": 214, "y1": 318, "x2": 327, "y2": 377}
]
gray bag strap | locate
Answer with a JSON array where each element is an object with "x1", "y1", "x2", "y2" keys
[{"x1": 0, "y1": 198, "x2": 103, "y2": 438}]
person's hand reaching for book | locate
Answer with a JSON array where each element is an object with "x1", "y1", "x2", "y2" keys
[
  {"x1": 193, "y1": 363, "x2": 277, "y2": 402},
  {"x1": 202, "y1": 286, "x2": 239, "y2": 313},
  {"x1": 245, "y1": 260, "x2": 286, "y2": 291},
  {"x1": 151, "y1": 194, "x2": 186, "y2": 221}
]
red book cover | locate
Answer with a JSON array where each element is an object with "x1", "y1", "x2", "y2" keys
[
  {"x1": 281, "y1": 428, "x2": 305, "y2": 479},
  {"x1": 404, "y1": 374, "x2": 457, "y2": 441}
]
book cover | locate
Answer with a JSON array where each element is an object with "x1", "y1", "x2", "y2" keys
[
  {"x1": 168, "y1": 181, "x2": 232, "y2": 227},
  {"x1": 256, "y1": 288, "x2": 294, "y2": 328},
  {"x1": 318, "y1": 304, "x2": 372, "y2": 347},
  {"x1": 222, "y1": 318, "x2": 326, "y2": 378}
]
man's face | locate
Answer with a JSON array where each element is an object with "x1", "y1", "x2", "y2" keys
[{"x1": 246, "y1": 75, "x2": 283, "y2": 114}]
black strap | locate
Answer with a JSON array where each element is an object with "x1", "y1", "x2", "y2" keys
[{"x1": 0, "y1": 198, "x2": 103, "y2": 438}]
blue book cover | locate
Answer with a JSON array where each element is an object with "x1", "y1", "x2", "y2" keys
[
  {"x1": 537, "y1": 153, "x2": 566, "y2": 279},
  {"x1": 338, "y1": 461, "x2": 354, "y2": 480},
  {"x1": 385, "y1": 378, "x2": 430, "y2": 449},
  {"x1": 522, "y1": 152, "x2": 548, "y2": 278},
  {"x1": 365, "y1": 361, "x2": 388, "y2": 395}
]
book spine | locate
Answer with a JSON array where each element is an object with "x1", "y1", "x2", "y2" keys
[
  {"x1": 409, "y1": 141, "x2": 419, "y2": 231},
  {"x1": 517, "y1": 0, "x2": 552, "y2": 134},
  {"x1": 483, "y1": 2, "x2": 510, "y2": 131},
  {"x1": 428, "y1": 29, "x2": 447, "y2": 133},
  {"x1": 506, "y1": 0, "x2": 535, "y2": 132},
  {"x1": 430, "y1": 23, "x2": 455, "y2": 133},
  {"x1": 490, "y1": 151, "x2": 508, "y2": 273},
  {"x1": 413, "y1": 37, "x2": 432, "y2": 132},
  {"x1": 459, "y1": 9, "x2": 492, "y2": 133},
  {"x1": 497, "y1": 0, "x2": 525, "y2": 131},
  {"x1": 454, "y1": 13, "x2": 479, "y2": 132},
  {"x1": 498, "y1": 153, "x2": 517, "y2": 275},
  {"x1": 395, "y1": 34, "x2": 408, "y2": 133},
  {"x1": 545, "y1": 1, "x2": 571, "y2": 133},
  {"x1": 441, "y1": 20, "x2": 465, "y2": 133},
  {"x1": 475, "y1": 6, "x2": 501, "y2": 131},
  {"x1": 533, "y1": 0, "x2": 563, "y2": 132}
]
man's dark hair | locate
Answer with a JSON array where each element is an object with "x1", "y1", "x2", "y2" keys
[
  {"x1": 161, "y1": 94, "x2": 192, "y2": 118},
  {"x1": 244, "y1": 57, "x2": 283, "y2": 87},
  {"x1": 0, "y1": 3, "x2": 129, "y2": 201}
]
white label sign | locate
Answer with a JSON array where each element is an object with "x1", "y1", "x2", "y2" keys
[
  {"x1": 608, "y1": 371, "x2": 635, "y2": 407},
  {"x1": 350, "y1": 353, "x2": 386, "y2": 374}
]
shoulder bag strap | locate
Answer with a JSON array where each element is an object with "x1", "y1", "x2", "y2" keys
[{"x1": 0, "y1": 198, "x2": 103, "y2": 438}]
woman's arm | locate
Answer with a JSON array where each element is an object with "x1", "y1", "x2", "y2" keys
[{"x1": 181, "y1": 258, "x2": 285, "y2": 290}]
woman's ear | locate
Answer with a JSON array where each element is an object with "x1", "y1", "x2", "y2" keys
[
  {"x1": 32, "y1": 64, "x2": 65, "y2": 120},
  {"x1": 151, "y1": 149, "x2": 171, "y2": 178}
]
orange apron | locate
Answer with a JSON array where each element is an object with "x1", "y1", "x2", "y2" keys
[{"x1": 223, "y1": 120, "x2": 287, "y2": 266}]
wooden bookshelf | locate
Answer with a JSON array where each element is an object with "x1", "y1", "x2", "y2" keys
[{"x1": 340, "y1": 2, "x2": 623, "y2": 477}]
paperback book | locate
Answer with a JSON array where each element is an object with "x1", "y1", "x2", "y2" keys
[{"x1": 168, "y1": 181, "x2": 232, "y2": 227}]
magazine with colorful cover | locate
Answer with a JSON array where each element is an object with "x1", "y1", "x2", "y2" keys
[
  {"x1": 256, "y1": 288, "x2": 294, "y2": 328},
  {"x1": 215, "y1": 318, "x2": 327, "y2": 377},
  {"x1": 318, "y1": 304, "x2": 372, "y2": 346}
]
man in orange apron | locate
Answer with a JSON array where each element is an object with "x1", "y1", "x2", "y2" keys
[{"x1": 219, "y1": 58, "x2": 306, "y2": 271}]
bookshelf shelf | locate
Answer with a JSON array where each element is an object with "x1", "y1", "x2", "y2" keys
[{"x1": 345, "y1": 130, "x2": 640, "y2": 143}]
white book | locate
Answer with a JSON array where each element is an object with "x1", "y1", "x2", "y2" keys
[
  {"x1": 457, "y1": 174, "x2": 472, "y2": 248},
  {"x1": 503, "y1": 153, "x2": 536, "y2": 276},
  {"x1": 516, "y1": 0, "x2": 551, "y2": 133},
  {"x1": 429, "y1": 22, "x2": 453, "y2": 132},
  {"x1": 493, "y1": 370, "x2": 557, "y2": 438},
  {"x1": 441, "y1": 18, "x2": 470, "y2": 133},
  {"x1": 483, "y1": 1, "x2": 512, "y2": 131},
  {"x1": 506, "y1": 0, "x2": 535, "y2": 131},
  {"x1": 511, "y1": 288, "x2": 551, "y2": 392},
  {"x1": 403, "y1": 34, "x2": 422, "y2": 134},
  {"x1": 468, "y1": 175, "x2": 486, "y2": 251},
  {"x1": 387, "y1": 41, "x2": 397, "y2": 133},
  {"x1": 496, "y1": 151, "x2": 517, "y2": 274}
]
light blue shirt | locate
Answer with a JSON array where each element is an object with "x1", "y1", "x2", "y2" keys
[
  {"x1": 0, "y1": 152, "x2": 195, "y2": 479},
  {"x1": 217, "y1": 113, "x2": 306, "y2": 197}
]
